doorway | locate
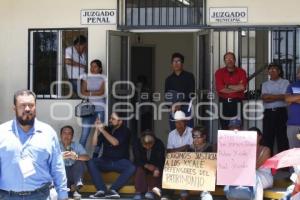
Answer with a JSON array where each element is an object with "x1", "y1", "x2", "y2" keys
[{"x1": 131, "y1": 46, "x2": 155, "y2": 136}]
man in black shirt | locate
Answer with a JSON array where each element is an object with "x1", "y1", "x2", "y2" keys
[
  {"x1": 88, "y1": 112, "x2": 135, "y2": 199},
  {"x1": 165, "y1": 52, "x2": 195, "y2": 130}
]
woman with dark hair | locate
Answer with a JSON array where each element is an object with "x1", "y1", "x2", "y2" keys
[
  {"x1": 189, "y1": 125, "x2": 213, "y2": 153},
  {"x1": 79, "y1": 59, "x2": 106, "y2": 155},
  {"x1": 133, "y1": 130, "x2": 165, "y2": 200},
  {"x1": 224, "y1": 127, "x2": 273, "y2": 200}
]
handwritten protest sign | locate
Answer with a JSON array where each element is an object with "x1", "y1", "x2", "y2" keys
[
  {"x1": 217, "y1": 130, "x2": 257, "y2": 186},
  {"x1": 162, "y1": 152, "x2": 217, "y2": 191}
]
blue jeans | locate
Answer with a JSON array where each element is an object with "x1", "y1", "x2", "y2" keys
[
  {"x1": 224, "y1": 185, "x2": 255, "y2": 200},
  {"x1": 79, "y1": 111, "x2": 105, "y2": 147},
  {"x1": 69, "y1": 79, "x2": 79, "y2": 96},
  {"x1": 0, "y1": 187, "x2": 50, "y2": 200},
  {"x1": 281, "y1": 184, "x2": 295, "y2": 200},
  {"x1": 87, "y1": 158, "x2": 136, "y2": 192}
]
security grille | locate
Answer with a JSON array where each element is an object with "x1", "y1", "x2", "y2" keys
[{"x1": 117, "y1": 0, "x2": 205, "y2": 29}]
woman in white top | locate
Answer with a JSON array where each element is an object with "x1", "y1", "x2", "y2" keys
[{"x1": 79, "y1": 59, "x2": 106, "y2": 156}]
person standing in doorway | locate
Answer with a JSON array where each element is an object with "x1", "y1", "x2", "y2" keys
[
  {"x1": 215, "y1": 52, "x2": 247, "y2": 129},
  {"x1": 285, "y1": 67, "x2": 300, "y2": 148},
  {"x1": 261, "y1": 63, "x2": 289, "y2": 154},
  {"x1": 165, "y1": 52, "x2": 195, "y2": 131},
  {"x1": 65, "y1": 35, "x2": 87, "y2": 96},
  {"x1": 0, "y1": 89, "x2": 68, "y2": 200}
]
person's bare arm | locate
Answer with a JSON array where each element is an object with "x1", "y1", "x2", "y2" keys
[
  {"x1": 90, "y1": 81, "x2": 105, "y2": 96},
  {"x1": 261, "y1": 94, "x2": 286, "y2": 102},
  {"x1": 256, "y1": 147, "x2": 271, "y2": 169},
  {"x1": 80, "y1": 80, "x2": 105, "y2": 96},
  {"x1": 95, "y1": 121, "x2": 119, "y2": 146},
  {"x1": 285, "y1": 94, "x2": 300, "y2": 104},
  {"x1": 65, "y1": 58, "x2": 86, "y2": 68},
  {"x1": 91, "y1": 127, "x2": 100, "y2": 147}
]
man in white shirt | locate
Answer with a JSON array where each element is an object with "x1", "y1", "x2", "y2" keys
[
  {"x1": 167, "y1": 110, "x2": 193, "y2": 153},
  {"x1": 165, "y1": 110, "x2": 193, "y2": 200},
  {"x1": 65, "y1": 35, "x2": 87, "y2": 96}
]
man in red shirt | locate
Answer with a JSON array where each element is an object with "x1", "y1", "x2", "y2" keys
[{"x1": 215, "y1": 52, "x2": 248, "y2": 129}]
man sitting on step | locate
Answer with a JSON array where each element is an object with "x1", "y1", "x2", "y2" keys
[{"x1": 88, "y1": 112, "x2": 136, "y2": 199}]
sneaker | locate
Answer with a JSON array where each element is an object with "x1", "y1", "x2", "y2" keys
[
  {"x1": 76, "y1": 182, "x2": 83, "y2": 191},
  {"x1": 133, "y1": 193, "x2": 143, "y2": 200},
  {"x1": 200, "y1": 191, "x2": 213, "y2": 200},
  {"x1": 73, "y1": 191, "x2": 81, "y2": 200},
  {"x1": 89, "y1": 190, "x2": 105, "y2": 198},
  {"x1": 105, "y1": 189, "x2": 120, "y2": 199},
  {"x1": 152, "y1": 187, "x2": 161, "y2": 197},
  {"x1": 145, "y1": 192, "x2": 155, "y2": 199}
]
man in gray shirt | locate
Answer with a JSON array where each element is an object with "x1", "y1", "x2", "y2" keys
[{"x1": 261, "y1": 63, "x2": 289, "y2": 154}]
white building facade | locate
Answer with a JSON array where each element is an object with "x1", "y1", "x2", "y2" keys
[{"x1": 1, "y1": 0, "x2": 300, "y2": 146}]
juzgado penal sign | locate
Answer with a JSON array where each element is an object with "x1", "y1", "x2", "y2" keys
[
  {"x1": 209, "y1": 7, "x2": 248, "y2": 24},
  {"x1": 81, "y1": 9, "x2": 116, "y2": 25}
]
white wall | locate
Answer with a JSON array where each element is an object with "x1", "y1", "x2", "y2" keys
[
  {"x1": 0, "y1": 0, "x2": 117, "y2": 138},
  {"x1": 2, "y1": 0, "x2": 300, "y2": 143},
  {"x1": 207, "y1": 0, "x2": 300, "y2": 25}
]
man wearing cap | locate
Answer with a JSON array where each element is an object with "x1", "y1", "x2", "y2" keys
[
  {"x1": 285, "y1": 67, "x2": 300, "y2": 148},
  {"x1": 215, "y1": 52, "x2": 248, "y2": 129},
  {"x1": 166, "y1": 110, "x2": 193, "y2": 200},
  {"x1": 261, "y1": 63, "x2": 289, "y2": 154}
]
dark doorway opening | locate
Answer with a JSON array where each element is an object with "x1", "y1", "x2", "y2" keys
[{"x1": 131, "y1": 46, "x2": 154, "y2": 137}]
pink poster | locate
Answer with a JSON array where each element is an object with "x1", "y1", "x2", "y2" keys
[{"x1": 217, "y1": 130, "x2": 257, "y2": 186}]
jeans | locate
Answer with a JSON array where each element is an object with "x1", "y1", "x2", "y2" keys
[
  {"x1": 65, "y1": 160, "x2": 86, "y2": 188},
  {"x1": 224, "y1": 185, "x2": 254, "y2": 200},
  {"x1": 281, "y1": 184, "x2": 295, "y2": 200},
  {"x1": 69, "y1": 79, "x2": 79, "y2": 96},
  {"x1": 87, "y1": 158, "x2": 136, "y2": 192},
  {"x1": 79, "y1": 111, "x2": 105, "y2": 147},
  {"x1": 0, "y1": 187, "x2": 50, "y2": 200}
]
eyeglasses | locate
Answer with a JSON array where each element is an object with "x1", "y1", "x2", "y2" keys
[
  {"x1": 172, "y1": 60, "x2": 182, "y2": 64},
  {"x1": 192, "y1": 135, "x2": 204, "y2": 139},
  {"x1": 17, "y1": 103, "x2": 35, "y2": 109}
]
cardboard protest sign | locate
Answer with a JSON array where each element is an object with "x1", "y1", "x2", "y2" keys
[
  {"x1": 162, "y1": 152, "x2": 217, "y2": 191},
  {"x1": 217, "y1": 130, "x2": 257, "y2": 186}
]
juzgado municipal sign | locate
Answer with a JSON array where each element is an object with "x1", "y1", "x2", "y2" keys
[
  {"x1": 209, "y1": 7, "x2": 248, "y2": 23},
  {"x1": 81, "y1": 9, "x2": 116, "y2": 25}
]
